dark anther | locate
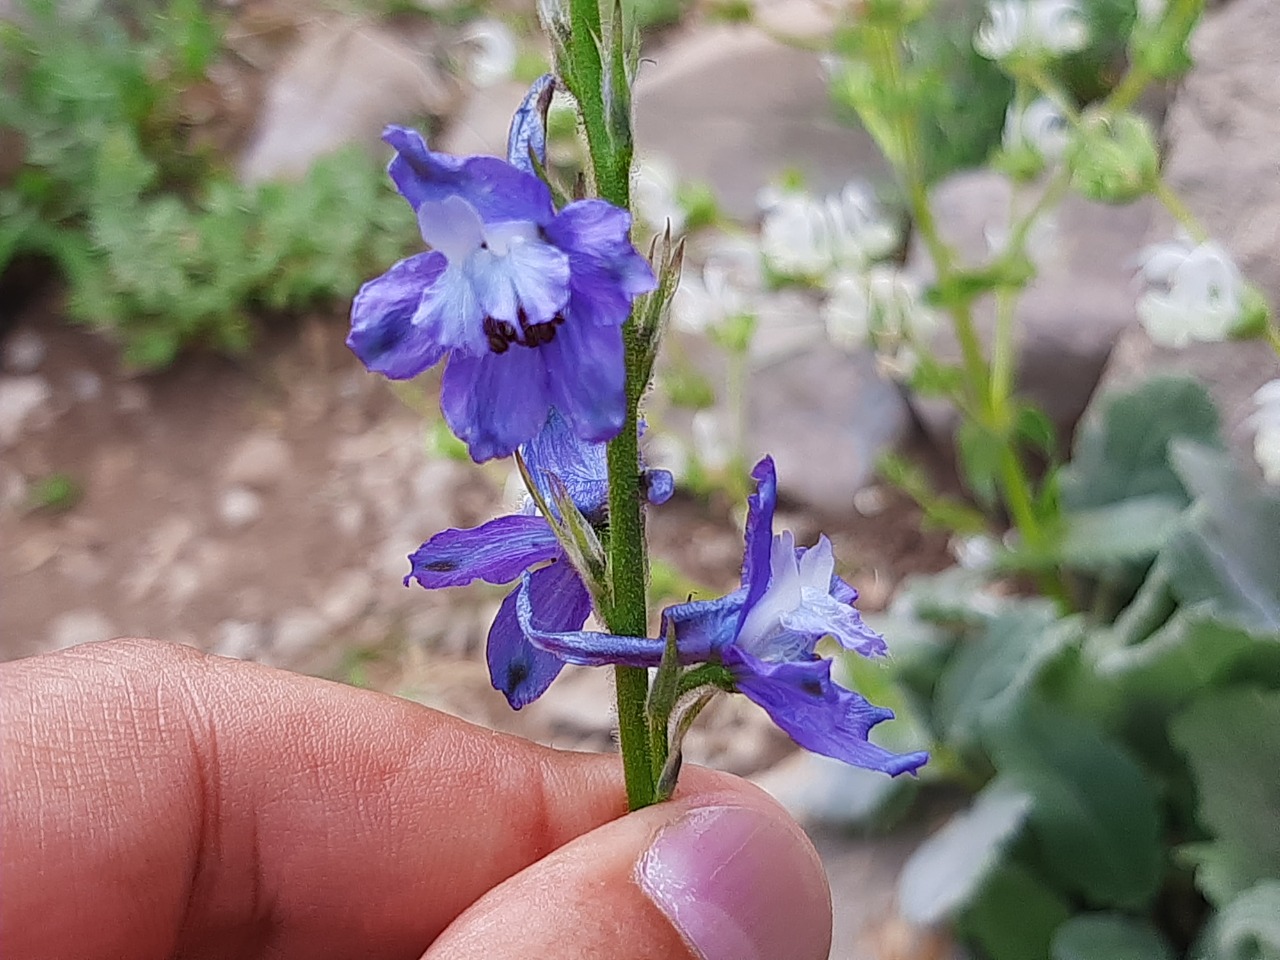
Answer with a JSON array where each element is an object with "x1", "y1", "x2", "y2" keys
[
  {"x1": 800, "y1": 679, "x2": 824, "y2": 697},
  {"x1": 485, "y1": 311, "x2": 568, "y2": 353},
  {"x1": 483, "y1": 316, "x2": 514, "y2": 354}
]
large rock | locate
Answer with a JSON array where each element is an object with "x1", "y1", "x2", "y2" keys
[
  {"x1": 634, "y1": 23, "x2": 888, "y2": 219},
  {"x1": 1160, "y1": 0, "x2": 1280, "y2": 301},
  {"x1": 907, "y1": 171, "x2": 1157, "y2": 440},
  {"x1": 238, "y1": 18, "x2": 461, "y2": 183},
  {"x1": 1098, "y1": 0, "x2": 1280, "y2": 463},
  {"x1": 440, "y1": 18, "x2": 887, "y2": 222},
  {"x1": 748, "y1": 347, "x2": 910, "y2": 515}
]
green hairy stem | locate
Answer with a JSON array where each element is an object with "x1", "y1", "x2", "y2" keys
[{"x1": 566, "y1": 0, "x2": 656, "y2": 810}]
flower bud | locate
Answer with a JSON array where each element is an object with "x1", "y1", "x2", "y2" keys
[{"x1": 1068, "y1": 110, "x2": 1160, "y2": 204}]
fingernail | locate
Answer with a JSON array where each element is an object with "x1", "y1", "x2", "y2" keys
[{"x1": 637, "y1": 804, "x2": 831, "y2": 960}]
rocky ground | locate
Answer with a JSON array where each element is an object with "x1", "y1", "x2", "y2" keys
[
  {"x1": 4, "y1": 0, "x2": 1279, "y2": 956},
  {"x1": 0, "y1": 294, "x2": 952, "y2": 766}
]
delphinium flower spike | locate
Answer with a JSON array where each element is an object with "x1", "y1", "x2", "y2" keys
[
  {"x1": 348, "y1": 76, "x2": 656, "y2": 462},
  {"x1": 514, "y1": 457, "x2": 928, "y2": 776},
  {"x1": 404, "y1": 410, "x2": 673, "y2": 708}
]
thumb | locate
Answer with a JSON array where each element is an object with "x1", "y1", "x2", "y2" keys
[{"x1": 423, "y1": 782, "x2": 833, "y2": 960}]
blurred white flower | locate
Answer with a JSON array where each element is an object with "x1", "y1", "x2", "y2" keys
[
  {"x1": 1002, "y1": 97, "x2": 1070, "y2": 161},
  {"x1": 759, "y1": 182, "x2": 896, "y2": 280},
  {"x1": 759, "y1": 192, "x2": 831, "y2": 278},
  {"x1": 634, "y1": 156, "x2": 685, "y2": 234},
  {"x1": 825, "y1": 183, "x2": 900, "y2": 267},
  {"x1": 704, "y1": 233, "x2": 765, "y2": 287},
  {"x1": 1249, "y1": 379, "x2": 1280, "y2": 485},
  {"x1": 822, "y1": 266, "x2": 937, "y2": 376},
  {"x1": 691, "y1": 409, "x2": 733, "y2": 472},
  {"x1": 463, "y1": 20, "x2": 517, "y2": 88},
  {"x1": 673, "y1": 262, "x2": 752, "y2": 334},
  {"x1": 1136, "y1": 238, "x2": 1245, "y2": 347},
  {"x1": 975, "y1": 0, "x2": 1089, "y2": 60},
  {"x1": 822, "y1": 271, "x2": 878, "y2": 349}
]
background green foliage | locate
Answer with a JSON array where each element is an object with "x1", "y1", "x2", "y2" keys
[
  {"x1": 868, "y1": 378, "x2": 1280, "y2": 960},
  {"x1": 828, "y1": 0, "x2": 1139, "y2": 183},
  {"x1": 0, "y1": 0, "x2": 418, "y2": 367}
]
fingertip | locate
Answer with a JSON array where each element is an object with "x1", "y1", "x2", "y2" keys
[
  {"x1": 638, "y1": 799, "x2": 831, "y2": 960},
  {"x1": 425, "y1": 785, "x2": 831, "y2": 960}
]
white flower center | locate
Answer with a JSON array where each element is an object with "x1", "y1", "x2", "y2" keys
[{"x1": 736, "y1": 532, "x2": 837, "y2": 659}]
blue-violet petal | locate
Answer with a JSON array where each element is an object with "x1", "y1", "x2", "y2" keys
[
  {"x1": 384, "y1": 125, "x2": 555, "y2": 226},
  {"x1": 347, "y1": 251, "x2": 449, "y2": 380},
  {"x1": 726, "y1": 648, "x2": 928, "y2": 776},
  {"x1": 405, "y1": 513, "x2": 559, "y2": 589},
  {"x1": 441, "y1": 348, "x2": 552, "y2": 463},
  {"x1": 516, "y1": 570, "x2": 669, "y2": 667},
  {"x1": 487, "y1": 559, "x2": 587, "y2": 708}
]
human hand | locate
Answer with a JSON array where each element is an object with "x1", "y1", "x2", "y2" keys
[{"x1": 0, "y1": 639, "x2": 832, "y2": 960}]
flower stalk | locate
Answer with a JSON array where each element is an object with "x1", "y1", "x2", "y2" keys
[
  {"x1": 348, "y1": 15, "x2": 929, "y2": 816},
  {"x1": 870, "y1": 21, "x2": 1056, "y2": 564},
  {"x1": 565, "y1": 0, "x2": 657, "y2": 809}
]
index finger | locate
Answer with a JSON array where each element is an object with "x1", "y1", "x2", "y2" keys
[{"x1": 0, "y1": 638, "x2": 740, "y2": 960}]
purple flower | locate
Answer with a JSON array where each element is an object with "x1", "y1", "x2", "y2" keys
[
  {"x1": 348, "y1": 78, "x2": 656, "y2": 463},
  {"x1": 404, "y1": 410, "x2": 673, "y2": 708},
  {"x1": 516, "y1": 457, "x2": 927, "y2": 775}
]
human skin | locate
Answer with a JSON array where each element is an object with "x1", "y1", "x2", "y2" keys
[{"x1": 0, "y1": 638, "x2": 833, "y2": 960}]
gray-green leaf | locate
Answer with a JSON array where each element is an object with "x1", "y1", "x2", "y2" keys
[
  {"x1": 898, "y1": 783, "x2": 1034, "y2": 925},
  {"x1": 1170, "y1": 688, "x2": 1280, "y2": 906},
  {"x1": 1052, "y1": 914, "x2": 1174, "y2": 960},
  {"x1": 1060, "y1": 376, "x2": 1221, "y2": 512},
  {"x1": 987, "y1": 699, "x2": 1163, "y2": 908}
]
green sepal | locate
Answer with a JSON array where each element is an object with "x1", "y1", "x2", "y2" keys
[
  {"x1": 603, "y1": 0, "x2": 634, "y2": 165},
  {"x1": 1230, "y1": 284, "x2": 1272, "y2": 341},
  {"x1": 655, "y1": 689, "x2": 717, "y2": 802},
  {"x1": 515, "y1": 451, "x2": 611, "y2": 611},
  {"x1": 647, "y1": 620, "x2": 683, "y2": 780},
  {"x1": 635, "y1": 225, "x2": 686, "y2": 387}
]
